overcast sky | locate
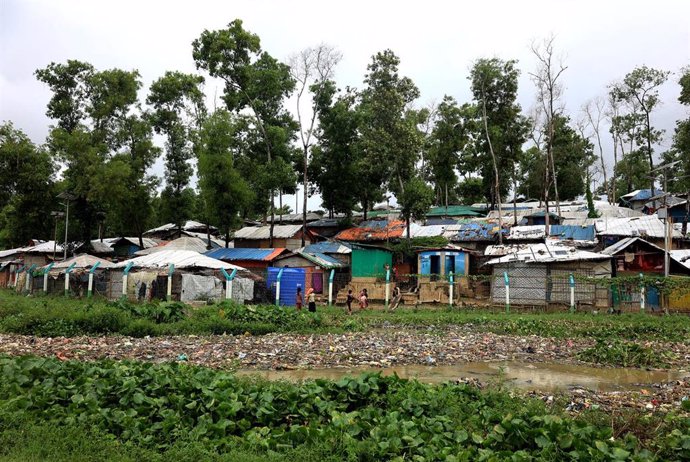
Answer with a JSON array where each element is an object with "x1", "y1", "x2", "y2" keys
[{"x1": 1, "y1": 0, "x2": 689, "y2": 211}]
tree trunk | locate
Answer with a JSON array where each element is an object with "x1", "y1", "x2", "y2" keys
[
  {"x1": 481, "y1": 95, "x2": 503, "y2": 245},
  {"x1": 302, "y1": 146, "x2": 308, "y2": 246},
  {"x1": 206, "y1": 223, "x2": 212, "y2": 250},
  {"x1": 645, "y1": 111, "x2": 655, "y2": 195}
]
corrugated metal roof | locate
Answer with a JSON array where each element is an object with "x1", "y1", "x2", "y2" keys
[
  {"x1": 486, "y1": 244, "x2": 611, "y2": 265},
  {"x1": 106, "y1": 237, "x2": 161, "y2": 249},
  {"x1": 25, "y1": 241, "x2": 63, "y2": 253},
  {"x1": 336, "y1": 220, "x2": 420, "y2": 241},
  {"x1": 302, "y1": 242, "x2": 352, "y2": 254},
  {"x1": 484, "y1": 244, "x2": 532, "y2": 257},
  {"x1": 268, "y1": 212, "x2": 323, "y2": 223},
  {"x1": 0, "y1": 247, "x2": 29, "y2": 259},
  {"x1": 233, "y1": 224, "x2": 304, "y2": 240},
  {"x1": 595, "y1": 215, "x2": 682, "y2": 238},
  {"x1": 426, "y1": 206, "x2": 485, "y2": 217},
  {"x1": 205, "y1": 247, "x2": 287, "y2": 261},
  {"x1": 411, "y1": 225, "x2": 447, "y2": 238},
  {"x1": 293, "y1": 251, "x2": 348, "y2": 269},
  {"x1": 112, "y1": 250, "x2": 246, "y2": 271}
]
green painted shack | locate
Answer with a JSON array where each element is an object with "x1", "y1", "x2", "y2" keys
[{"x1": 351, "y1": 246, "x2": 392, "y2": 278}]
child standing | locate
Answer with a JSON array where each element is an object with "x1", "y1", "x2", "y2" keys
[
  {"x1": 295, "y1": 287, "x2": 303, "y2": 311},
  {"x1": 307, "y1": 288, "x2": 316, "y2": 312},
  {"x1": 346, "y1": 289, "x2": 355, "y2": 315}
]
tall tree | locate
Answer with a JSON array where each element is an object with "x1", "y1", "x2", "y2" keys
[
  {"x1": 427, "y1": 96, "x2": 469, "y2": 210},
  {"x1": 358, "y1": 49, "x2": 421, "y2": 222},
  {"x1": 610, "y1": 66, "x2": 669, "y2": 194},
  {"x1": 582, "y1": 97, "x2": 610, "y2": 202},
  {"x1": 0, "y1": 123, "x2": 56, "y2": 247},
  {"x1": 147, "y1": 71, "x2": 206, "y2": 229},
  {"x1": 469, "y1": 58, "x2": 529, "y2": 243},
  {"x1": 192, "y1": 19, "x2": 296, "y2": 246},
  {"x1": 36, "y1": 61, "x2": 145, "y2": 250},
  {"x1": 309, "y1": 82, "x2": 361, "y2": 218},
  {"x1": 197, "y1": 109, "x2": 253, "y2": 246},
  {"x1": 288, "y1": 44, "x2": 342, "y2": 245},
  {"x1": 663, "y1": 67, "x2": 690, "y2": 234}
]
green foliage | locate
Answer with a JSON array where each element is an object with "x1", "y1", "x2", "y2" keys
[
  {"x1": 4, "y1": 356, "x2": 684, "y2": 460},
  {"x1": 577, "y1": 338, "x2": 674, "y2": 368},
  {"x1": 469, "y1": 58, "x2": 530, "y2": 207},
  {"x1": 0, "y1": 122, "x2": 56, "y2": 247}
]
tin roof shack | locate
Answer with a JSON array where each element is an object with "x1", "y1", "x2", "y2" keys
[
  {"x1": 416, "y1": 246, "x2": 473, "y2": 304},
  {"x1": 307, "y1": 218, "x2": 351, "y2": 239},
  {"x1": 336, "y1": 220, "x2": 419, "y2": 245},
  {"x1": 204, "y1": 248, "x2": 290, "y2": 273},
  {"x1": 523, "y1": 211, "x2": 563, "y2": 226},
  {"x1": 335, "y1": 245, "x2": 394, "y2": 303},
  {"x1": 448, "y1": 223, "x2": 508, "y2": 253},
  {"x1": 233, "y1": 225, "x2": 315, "y2": 251},
  {"x1": 619, "y1": 188, "x2": 664, "y2": 212},
  {"x1": 22, "y1": 241, "x2": 64, "y2": 267},
  {"x1": 425, "y1": 205, "x2": 486, "y2": 221},
  {"x1": 548, "y1": 225, "x2": 598, "y2": 248},
  {"x1": 273, "y1": 250, "x2": 349, "y2": 295},
  {"x1": 595, "y1": 215, "x2": 683, "y2": 249},
  {"x1": 601, "y1": 237, "x2": 690, "y2": 276},
  {"x1": 40, "y1": 254, "x2": 115, "y2": 296},
  {"x1": 486, "y1": 244, "x2": 612, "y2": 309},
  {"x1": 103, "y1": 237, "x2": 161, "y2": 259},
  {"x1": 301, "y1": 241, "x2": 352, "y2": 266},
  {"x1": 658, "y1": 200, "x2": 690, "y2": 238},
  {"x1": 134, "y1": 236, "x2": 220, "y2": 256},
  {"x1": 507, "y1": 226, "x2": 546, "y2": 244},
  {"x1": 110, "y1": 250, "x2": 255, "y2": 304}
]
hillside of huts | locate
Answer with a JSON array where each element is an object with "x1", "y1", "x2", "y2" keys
[{"x1": 2, "y1": 191, "x2": 690, "y2": 312}]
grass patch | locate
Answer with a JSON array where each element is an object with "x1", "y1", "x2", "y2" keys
[
  {"x1": 1, "y1": 355, "x2": 688, "y2": 461},
  {"x1": 577, "y1": 339, "x2": 676, "y2": 368}
]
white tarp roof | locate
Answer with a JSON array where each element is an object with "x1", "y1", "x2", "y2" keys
[
  {"x1": 112, "y1": 250, "x2": 247, "y2": 271},
  {"x1": 670, "y1": 249, "x2": 690, "y2": 270},
  {"x1": 594, "y1": 215, "x2": 682, "y2": 239},
  {"x1": 507, "y1": 225, "x2": 546, "y2": 240},
  {"x1": 134, "y1": 237, "x2": 216, "y2": 256},
  {"x1": 144, "y1": 221, "x2": 216, "y2": 235},
  {"x1": 24, "y1": 240, "x2": 64, "y2": 253},
  {"x1": 0, "y1": 247, "x2": 29, "y2": 259},
  {"x1": 486, "y1": 243, "x2": 611, "y2": 265},
  {"x1": 47, "y1": 254, "x2": 115, "y2": 270},
  {"x1": 234, "y1": 224, "x2": 304, "y2": 240}
]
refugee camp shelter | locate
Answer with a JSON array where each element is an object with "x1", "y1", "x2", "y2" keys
[
  {"x1": 273, "y1": 250, "x2": 349, "y2": 295},
  {"x1": 301, "y1": 241, "x2": 352, "y2": 265},
  {"x1": 22, "y1": 241, "x2": 64, "y2": 267},
  {"x1": 601, "y1": 237, "x2": 690, "y2": 276},
  {"x1": 548, "y1": 225, "x2": 597, "y2": 247},
  {"x1": 425, "y1": 205, "x2": 486, "y2": 220},
  {"x1": 619, "y1": 189, "x2": 664, "y2": 212},
  {"x1": 448, "y1": 223, "x2": 508, "y2": 252},
  {"x1": 350, "y1": 245, "x2": 393, "y2": 278},
  {"x1": 336, "y1": 220, "x2": 414, "y2": 244},
  {"x1": 595, "y1": 215, "x2": 682, "y2": 249},
  {"x1": 417, "y1": 246, "x2": 470, "y2": 277},
  {"x1": 143, "y1": 221, "x2": 217, "y2": 240},
  {"x1": 104, "y1": 237, "x2": 160, "y2": 258},
  {"x1": 204, "y1": 247, "x2": 290, "y2": 270},
  {"x1": 233, "y1": 225, "x2": 314, "y2": 250},
  {"x1": 110, "y1": 250, "x2": 254, "y2": 304},
  {"x1": 39, "y1": 254, "x2": 115, "y2": 296},
  {"x1": 267, "y1": 212, "x2": 323, "y2": 224},
  {"x1": 266, "y1": 267, "x2": 307, "y2": 306},
  {"x1": 486, "y1": 244, "x2": 612, "y2": 308},
  {"x1": 522, "y1": 211, "x2": 563, "y2": 226},
  {"x1": 306, "y1": 218, "x2": 350, "y2": 238},
  {"x1": 134, "y1": 236, "x2": 219, "y2": 256}
]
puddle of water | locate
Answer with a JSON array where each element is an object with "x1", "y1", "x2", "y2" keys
[{"x1": 236, "y1": 362, "x2": 686, "y2": 392}]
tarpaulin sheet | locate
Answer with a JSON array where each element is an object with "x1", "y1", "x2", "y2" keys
[
  {"x1": 181, "y1": 274, "x2": 223, "y2": 302},
  {"x1": 231, "y1": 277, "x2": 255, "y2": 304}
]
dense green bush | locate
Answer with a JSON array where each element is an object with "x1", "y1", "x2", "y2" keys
[{"x1": 1, "y1": 356, "x2": 688, "y2": 461}]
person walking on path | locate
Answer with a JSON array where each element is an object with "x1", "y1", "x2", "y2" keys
[
  {"x1": 307, "y1": 288, "x2": 317, "y2": 312},
  {"x1": 295, "y1": 287, "x2": 303, "y2": 311}
]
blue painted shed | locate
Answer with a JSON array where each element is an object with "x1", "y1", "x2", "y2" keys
[
  {"x1": 266, "y1": 267, "x2": 306, "y2": 306},
  {"x1": 417, "y1": 248, "x2": 469, "y2": 276}
]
